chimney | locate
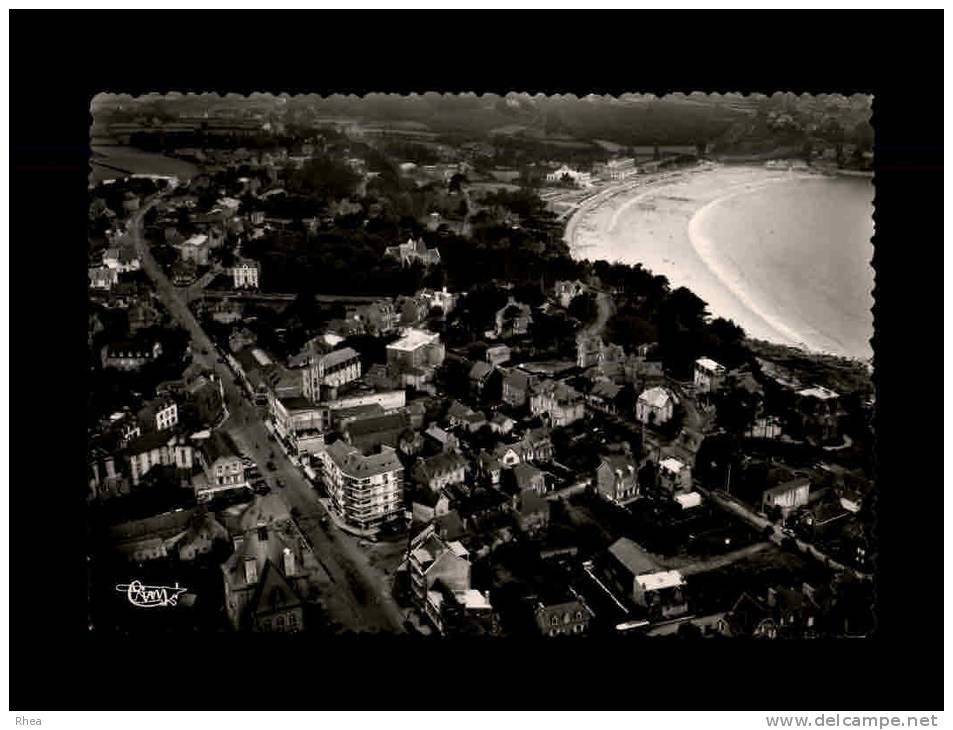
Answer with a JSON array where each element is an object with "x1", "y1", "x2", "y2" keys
[
  {"x1": 232, "y1": 534, "x2": 244, "y2": 551},
  {"x1": 243, "y1": 556, "x2": 258, "y2": 585},
  {"x1": 282, "y1": 547, "x2": 296, "y2": 576},
  {"x1": 766, "y1": 587, "x2": 778, "y2": 608}
]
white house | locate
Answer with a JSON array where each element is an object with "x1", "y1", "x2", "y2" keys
[
  {"x1": 693, "y1": 357, "x2": 726, "y2": 394},
  {"x1": 635, "y1": 387, "x2": 676, "y2": 426},
  {"x1": 658, "y1": 457, "x2": 692, "y2": 495},
  {"x1": 232, "y1": 259, "x2": 260, "y2": 289},
  {"x1": 545, "y1": 165, "x2": 593, "y2": 189}
]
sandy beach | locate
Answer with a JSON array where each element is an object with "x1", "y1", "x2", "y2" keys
[{"x1": 566, "y1": 163, "x2": 874, "y2": 360}]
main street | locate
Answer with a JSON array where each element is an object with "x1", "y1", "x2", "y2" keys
[{"x1": 126, "y1": 196, "x2": 407, "y2": 634}]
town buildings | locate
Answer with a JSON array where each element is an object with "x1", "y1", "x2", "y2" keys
[
  {"x1": 271, "y1": 396, "x2": 327, "y2": 455},
  {"x1": 545, "y1": 165, "x2": 593, "y2": 188},
  {"x1": 595, "y1": 453, "x2": 639, "y2": 503},
  {"x1": 384, "y1": 237, "x2": 441, "y2": 267},
  {"x1": 353, "y1": 300, "x2": 400, "y2": 335},
  {"x1": 658, "y1": 457, "x2": 692, "y2": 495},
  {"x1": 89, "y1": 265, "x2": 119, "y2": 290},
  {"x1": 533, "y1": 597, "x2": 594, "y2": 636},
  {"x1": 693, "y1": 356, "x2": 726, "y2": 394},
  {"x1": 494, "y1": 297, "x2": 533, "y2": 338},
  {"x1": 180, "y1": 233, "x2": 210, "y2": 266},
  {"x1": 137, "y1": 399, "x2": 179, "y2": 432},
  {"x1": 124, "y1": 430, "x2": 195, "y2": 487},
  {"x1": 407, "y1": 525, "x2": 492, "y2": 635},
  {"x1": 554, "y1": 279, "x2": 587, "y2": 309},
  {"x1": 222, "y1": 508, "x2": 310, "y2": 631},
  {"x1": 231, "y1": 258, "x2": 260, "y2": 289},
  {"x1": 413, "y1": 451, "x2": 469, "y2": 492},
  {"x1": 386, "y1": 328, "x2": 445, "y2": 388},
  {"x1": 302, "y1": 347, "x2": 362, "y2": 402},
  {"x1": 485, "y1": 344, "x2": 511, "y2": 366},
  {"x1": 529, "y1": 379, "x2": 585, "y2": 427},
  {"x1": 100, "y1": 338, "x2": 162, "y2": 371},
  {"x1": 318, "y1": 440, "x2": 404, "y2": 533},
  {"x1": 762, "y1": 477, "x2": 811, "y2": 516},
  {"x1": 607, "y1": 537, "x2": 688, "y2": 619},
  {"x1": 102, "y1": 244, "x2": 141, "y2": 273},
  {"x1": 795, "y1": 386, "x2": 841, "y2": 443},
  {"x1": 343, "y1": 412, "x2": 407, "y2": 454},
  {"x1": 576, "y1": 334, "x2": 625, "y2": 370},
  {"x1": 194, "y1": 431, "x2": 248, "y2": 502},
  {"x1": 502, "y1": 370, "x2": 535, "y2": 408},
  {"x1": 635, "y1": 386, "x2": 676, "y2": 426}
]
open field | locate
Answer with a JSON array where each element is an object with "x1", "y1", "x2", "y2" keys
[{"x1": 90, "y1": 144, "x2": 201, "y2": 185}]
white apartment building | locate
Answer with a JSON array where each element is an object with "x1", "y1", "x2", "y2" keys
[
  {"x1": 232, "y1": 259, "x2": 260, "y2": 289},
  {"x1": 154, "y1": 402, "x2": 179, "y2": 431},
  {"x1": 302, "y1": 347, "x2": 362, "y2": 402},
  {"x1": 318, "y1": 440, "x2": 404, "y2": 533}
]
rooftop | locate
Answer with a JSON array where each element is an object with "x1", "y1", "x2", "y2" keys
[
  {"x1": 324, "y1": 440, "x2": 403, "y2": 478},
  {"x1": 638, "y1": 386, "x2": 674, "y2": 409},
  {"x1": 388, "y1": 328, "x2": 439, "y2": 352},
  {"x1": 511, "y1": 462, "x2": 544, "y2": 489},
  {"x1": 636, "y1": 570, "x2": 686, "y2": 592},
  {"x1": 321, "y1": 347, "x2": 361, "y2": 369},
  {"x1": 797, "y1": 386, "x2": 839, "y2": 400},
  {"x1": 344, "y1": 412, "x2": 406, "y2": 438},
  {"x1": 695, "y1": 357, "x2": 725, "y2": 373},
  {"x1": 202, "y1": 430, "x2": 241, "y2": 464},
  {"x1": 278, "y1": 396, "x2": 319, "y2": 412},
  {"x1": 764, "y1": 477, "x2": 811, "y2": 498},
  {"x1": 250, "y1": 348, "x2": 273, "y2": 367},
  {"x1": 469, "y1": 361, "x2": 494, "y2": 380},
  {"x1": 608, "y1": 537, "x2": 659, "y2": 576},
  {"x1": 659, "y1": 457, "x2": 687, "y2": 474}
]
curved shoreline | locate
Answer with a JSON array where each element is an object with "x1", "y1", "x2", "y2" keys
[
  {"x1": 687, "y1": 185, "x2": 812, "y2": 349},
  {"x1": 566, "y1": 164, "x2": 869, "y2": 360}
]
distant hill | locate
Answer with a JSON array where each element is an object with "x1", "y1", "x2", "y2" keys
[{"x1": 91, "y1": 91, "x2": 872, "y2": 156}]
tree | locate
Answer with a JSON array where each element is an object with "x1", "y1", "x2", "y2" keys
[
  {"x1": 288, "y1": 155, "x2": 360, "y2": 201},
  {"x1": 677, "y1": 622, "x2": 703, "y2": 638},
  {"x1": 568, "y1": 291, "x2": 599, "y2": 325},
  {"x1": 712, "y1": 385, "x2": 760, "y2": 437},
  {"x1": 448, "y1": 173, "x2": 468, "y2": 194},
  {"x1": 606, "y1": 308, "x2": 657, "y2": 352},
  {"x1": 177, "y1": 207, "x2": 194, "y2": 235}
]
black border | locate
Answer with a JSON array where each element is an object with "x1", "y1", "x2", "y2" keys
[{"x1": 10, "y1": 9, "x2": 944, "y2": 711}]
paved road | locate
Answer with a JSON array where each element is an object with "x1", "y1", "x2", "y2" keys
[
  {"x1": 580, "y1": 290, "x2": 614, "y2": 341},
  {"x1": 127, "y1": 197, "x2": 407, "y2": 634}
]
